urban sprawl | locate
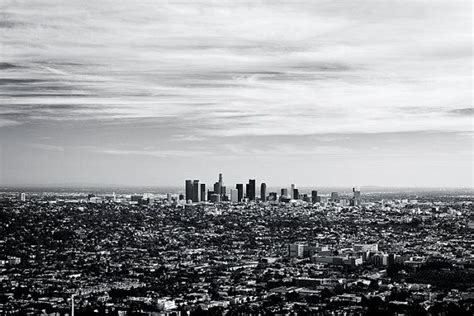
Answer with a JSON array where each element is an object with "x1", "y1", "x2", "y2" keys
[{"x1": 1, "y1": 174, "x2": 473, "y2": 315}]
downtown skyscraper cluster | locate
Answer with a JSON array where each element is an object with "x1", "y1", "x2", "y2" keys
[
  {"x1": 185, "y1": 173, "x2": 362, "y2": 206},
  {"x1": 185, "y1": 174, "x2": 258, "y2": 203}
]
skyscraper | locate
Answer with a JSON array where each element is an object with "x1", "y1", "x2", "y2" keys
[
  {"x1": 213, "y1": 182, "x2": 220, "y2": 196},
  {"x1": 236, "y1": 184, "x2": 243, "y2": 202},
  {"x1": 260, "y1": 183, "x2": 267, "y2": 201},
  {"x1": 311, "y1": 190, "x2": 318, "y2": 203},
  {"x1": 192, "y1": 180, "x2": 200, "y2": 202},
  {"x1": 290, "y1": 184, "x2": 295, "y2": 199},
  {"x1": 185, "y1": 180, "x2": 193, "y2": 202},
  {"x1": 219, "y1": 173, "x2": 223, "y2": 198},
  {"x1": 247, "y1": 179, "x2": 256, "y2": 201},
  {"x1": 351, "y1": 187, "x2": 361, "y2": 206},
  {"x1": 200, "y1": 183, "x2": 206, "y2": 201},
  {"x1": 230, "y1": 189, "x2": 238, "y2": 202},
  {"x1": 281, "y1": 188, "x2": 288, "y2": 197},
  {"x1": 293, "y1": 188, "x2": 299, "y2": 200}
]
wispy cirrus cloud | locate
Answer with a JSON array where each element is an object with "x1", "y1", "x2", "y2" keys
[
  {"x1": 96, "y1": 148, "x2": 210, "y2": 158},
  {"x1": 0, "y1": 0, "x2": 472, "y2": 187},
  {"x1": 25, "y1": 143, "x2": 65, "y2": 152},
  {"x1": 0, "y1": 0, "x2": 471, "y2": 137}
]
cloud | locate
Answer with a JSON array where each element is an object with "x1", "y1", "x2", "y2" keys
[
  {"x1": 221, "y1": 143, "x2": 354, "y2": 156},
  {"x1": 0, "y1": 0, "x2": 471, "y2": 138},
  {"x1": 26, "y1": 143, "x2": 65, "y2": 152},
  {"x1": 450, "y1": 108, "x2": 474, "y2": 116},
  {"x1": 96, "y1": 148, "x2": 209, "y2": 158},
  {"x1": 173, "y1": 135, "x2": 206, "y2": 142}
]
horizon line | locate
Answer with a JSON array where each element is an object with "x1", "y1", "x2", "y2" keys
[{"x1": 1, "y1": 183, "x2": 473, "y2": 190}]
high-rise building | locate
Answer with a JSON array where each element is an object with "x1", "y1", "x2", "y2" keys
[
  {"x1": 281, "y1": 188, "x2": 288, "y2": 197},
  {"x1": 185, "y1": 180, "x2": 193, "y2": 202},
  {"x1": 230, "y1": 189, "x2": 238, "y2": 202},
  {"x1": 290, "y1": 184, "x2": 295, "y2": 199},
  {"x1": 247, "y1": 179, "x2": 256, "y2": 201},
  {"x1": 351, "y1": 187, "x2": 361, "y2": 206},
  {"x1": 213, "y1": 182, "x2": 220, "y2": 196},
  {"x1": 200, "y1": 184, "x2": 206, "y2": 201},
  {"x1": 331, "y1": 192, "x2": 339, "y2": 202},
  {"x1": 19, "y1": 192, "x2": 26, "y2": 202},
  {"x1": 218, "y1": 173, "x2": 223, "y2": 198},
  {"x1": 236, "y1": 184, "x2": 243, "y2": 202},
  {"x1": 293, "y1": 188, "x2": 299, "y2": 200},
  {"x1": 221, "y1": 186, "x2": 226, "y2": 196},
  {"x1": 260, "y1": 183, "x2": 266, "y2": 201},
  {"x1": 192, "y1": 180, "x2": 200, "y2": 202},
  {"x1": 311, "y1": 190, "x2": 318, "y2": 203}
]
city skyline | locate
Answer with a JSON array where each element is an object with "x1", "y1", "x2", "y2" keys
[
  {"x1": 1, "y1": 0, "x2": 473, "y2": 187},
  {"x1": 1, "y1": 1, "x2": 473, "y2": 314}
]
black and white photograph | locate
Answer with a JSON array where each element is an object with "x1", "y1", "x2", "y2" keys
[{"x1": 0, "y1": 0, "x2": 473, "y2": 315}]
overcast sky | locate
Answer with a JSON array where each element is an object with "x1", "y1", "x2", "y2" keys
[{"x1": 0, "y1": 0, "x2": 472, "y2": 188}]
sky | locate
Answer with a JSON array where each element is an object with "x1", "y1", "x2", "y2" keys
[{"x1": 0, "y1": 0, "x2": 472, "y2": 188}]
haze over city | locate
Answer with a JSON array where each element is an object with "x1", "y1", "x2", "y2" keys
[
  {"x1": 0, "y1": 0, "x2": 472, "y2": 187},
  {"x1": 1, "y1": 1, "x2": 474, "y2": 315}
]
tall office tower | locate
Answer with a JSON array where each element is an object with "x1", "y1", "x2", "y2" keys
[
  {"x1": 331, "y1": 192, "x2": 339, "y2": 201},
  {"x1": 281, "y1": 188, "x2": 288, "y2": 197},
  {"x1": 200, "y1": 184, "x2": 206, "y2": 201},
  {"x1": 311, "y1": 190, "x2": 318, "y2": 203},
  {"x1": 260, "y1": 183, "x2": 267, "y2": 201},
  {"x1": 221, "y1": 186, "x2": 226, "y2": 196},
  {"x1": 213, "y1": 182, "x2": 220, "y2": 196},
  {"x1": 218, "y1": 173, "x2": 223, "y2": 198},
  {"x1": 185, "y1": 180, "x2": 193, "y2": 202},
  {"x1": 19, "y1": 192, "x2": 26, "y2": 202},
  {"x1": 247, "y1": 179, "x2": 256, "y2": 201},
  {"x1": 192, "y1": 180, "x2": 200, "y2": 202},
  {"x1": 230, "y1": 189, "x2": 238, "y2": 202},
  {"x1": 236, "y1": 184, "x2": 244, "y2": 202},
  {"x1": 167, "y1": 193, "x2": 172, "y2": 202},
  {"x1": 290, "y1": 184, "x2": 295, "y2": 199},
  {"x1": 293, "y1": 188, "x2": 299, "y2": 200},
  {"x1": 351, "y1": 187, "x2": 361, "y2": 206}
]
